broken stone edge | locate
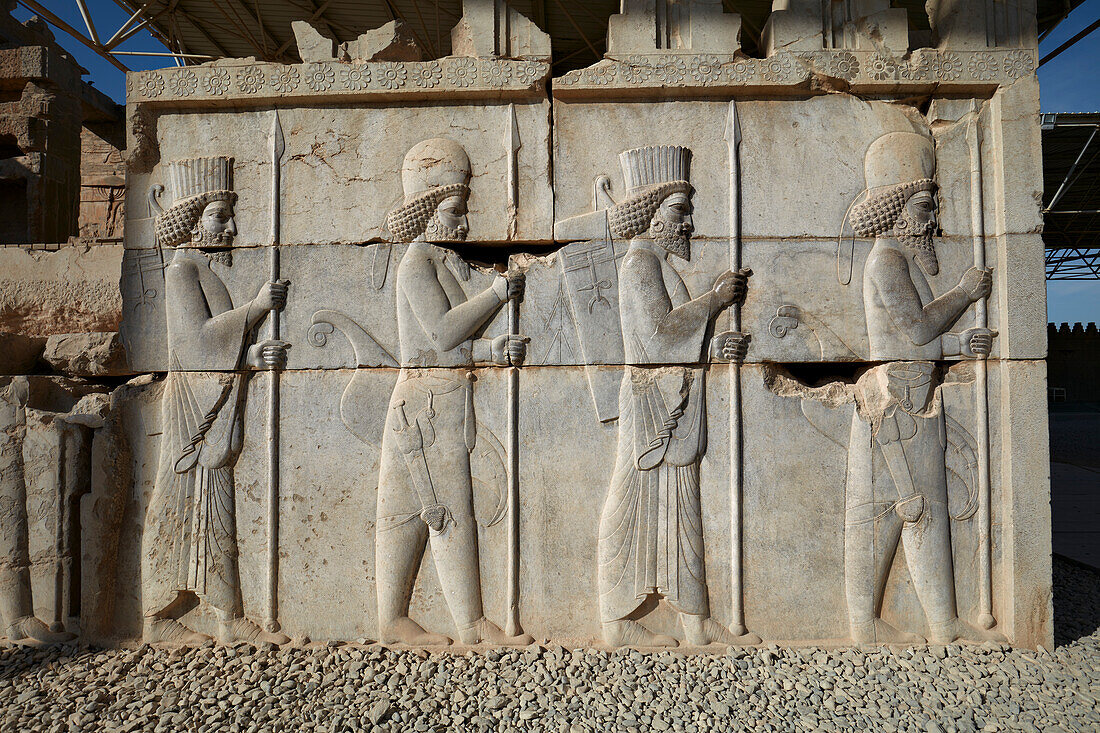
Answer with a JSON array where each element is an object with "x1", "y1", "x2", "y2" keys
[{"x1": 552, "y1": 49, "x2": 1037, "y2": 96}]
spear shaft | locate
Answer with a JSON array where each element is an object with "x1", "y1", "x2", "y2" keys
[
  {"x1": 967, "y1": 103, "x2": 995, "y2": 630},
  {"x1": 724, "y1": 100, "x2": 748, "y2": 636},
  {"x1": 504, "y1": 104, "x2": 523, "y2": 637},
  {"x1": 265, "y1": 109, "x2": 285, "y2": 633}
]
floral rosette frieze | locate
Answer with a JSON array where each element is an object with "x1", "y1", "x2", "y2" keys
[
  {"x1": 553, "y1": 48, "x2": 1037, "y2": 94},
  {"x1": 128, "y1": 57, "x2": 550, "y2": 105}
]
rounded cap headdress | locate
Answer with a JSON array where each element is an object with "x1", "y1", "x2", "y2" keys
[
  {"x1": 386, "y1": 138, "x2": 472, "y2": 242},
  {"x1": 863, "y1": 132, "x2": 936, "y2": 191},
  {"x1": 400, "y1": 137, "x2": 471, "y2": 196},
  {"x1": 837, "y1": 132, "x2": 937, "y2": 283}
]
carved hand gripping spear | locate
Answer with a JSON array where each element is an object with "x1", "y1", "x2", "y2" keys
[
  {"x1": 265, "y1": 109, "x2": 286, "y2": 633},
  {"x1": 723, "y1": 101, "x2": 752, "y2": 638},
  {"x1": 967, "y1": 102, "x2": 995, "y2": 630}
]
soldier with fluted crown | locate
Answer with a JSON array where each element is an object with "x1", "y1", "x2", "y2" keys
[
  {"x1": 142, "y1": 157, "x2": 290, "y2": 645},
  {"x1": 598, "y1": 145, "x2": 757, "y2": 648}
]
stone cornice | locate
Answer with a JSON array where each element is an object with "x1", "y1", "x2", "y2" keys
[
  {"x1": 126, "y1": 57, "x2": 550, "y2": 107},
  {"x1": 551, "y1": 48, "x2": 1038, "y2": 97}
]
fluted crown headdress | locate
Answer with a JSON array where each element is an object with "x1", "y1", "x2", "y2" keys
[
  {"x1": 154, "y1": 157, "x2": 236, "y2": 248},
  {"x1": 619, "y1": 145, "x2": 691, "y2": 195},
  {"x1": 167, "y1": 157, "x2": 233, "y2": 204}
]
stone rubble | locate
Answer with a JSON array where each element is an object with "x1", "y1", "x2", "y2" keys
[{"x1": 1, "y1": 557, "x2": 1096, "y2": 732}]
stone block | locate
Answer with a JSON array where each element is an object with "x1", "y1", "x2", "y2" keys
[
  {"x1": 343, "y1": 20, "x2": 423, "y2": 62},
  {"x1": 524, "y1": 235, "x2": 1031, "y2": 365},
  {"x1": 85, "y1": 359, "x2": 1049, "y2": 647},
  {"x1": 451, "y1": 0, "x2": 550, "y2": 61},
  {"x1": 762, "y1": 0, "x2": 907, "y2": 55},
  {"x1": 291, "y1": 20, "x2": 336, "y2": 63},
  {"x1": 126, "y1": 100, "x2": 552, "y2": 246},
  {"x1": 607, "y1": 0, "x2": 741, "y2": 55},
  {"x1": 929, "y1": 0, "x2": 1038, "y2": 50},
  {"x1": 42, "y1": 331, "x2": 131, "y2": 377},
  {"x1": 0, "y1": 244, "x2": 123, "y2": 337}
]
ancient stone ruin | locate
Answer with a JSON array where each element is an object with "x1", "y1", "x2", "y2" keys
[{"x1": 1, "y1": 0, "x2": 1051, "y2": 651}]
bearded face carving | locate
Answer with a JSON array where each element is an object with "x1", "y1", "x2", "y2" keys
[
  {"x1": 424, "y1": 193, "x2": 470, "y2": 243},
  {"x1": 190, "y1": 199, "x2": 237, "y2": 248},
  {"x1": 153, "y1": 157, "x2": 238, "y2": 263},
  {"x1": 895, "y1": 189, "x2": 939, "y2": 276},
  {"x1": 386, "y1": 138, "x2": 472, "y2": 244},
  {"x1": 647, "y1": 191, "x2": 695, "y2": 260}
]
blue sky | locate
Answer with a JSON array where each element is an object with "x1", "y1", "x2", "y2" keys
[
  {"x1": 13, "y1": 1, "x2": 1100, "y2": 324},
  {"x1": 1036, "y1": 0, "x2": 1100, "y2": 326}
]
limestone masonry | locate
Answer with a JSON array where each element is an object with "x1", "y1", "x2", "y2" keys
[{"x1": 0, "y1": 0, "x2": 1052, "y2": 652}]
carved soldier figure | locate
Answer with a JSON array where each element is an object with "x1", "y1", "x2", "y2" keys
[
  {"x1": 597, "y1": 145, "x2": 753, "y2": 647},
  {"x1": 143, "y1": 157, "x2": 289, "y2": 645},
  {"x1": 845, "y1": 132, "x2": 997, "y2": 644},
  {"x1": 376, "y1": 138, "x2": 531, "y2": 645},
  {"x1": 0, "y1": 378, "x2": 74, "y2": 644}
]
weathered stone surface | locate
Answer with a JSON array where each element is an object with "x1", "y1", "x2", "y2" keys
[
  {"x1": 607, "y1": 0, "x2": 742, "y2": 55},
  {"x1": 291, "y1": 20, "x2": 336, "y2": 63},
  {"x1": 126, "y1": 102, "x2": 552, "y2": 246},
  {"x1": 762, "y1": 0, "x2": 908, "y2": 55},
  {"x1": 0, "y1": 244, "x2": 123, "y2": 336},
  {"x1": 343, "y1": 20, "x2": 422, "y2": 62},
  {"x1": 41, "y1": 332, "x2": 129, "y2": 376},
  {"x1": 451, "y1": 0, "x2": 550, "y2": 60}
]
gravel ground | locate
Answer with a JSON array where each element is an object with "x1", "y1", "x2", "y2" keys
[{"x1": 1, "y1": 556, "x2": 1097, "y2": 733}]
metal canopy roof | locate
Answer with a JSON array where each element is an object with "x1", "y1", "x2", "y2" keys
[
  {"x1": 1043, "y1": 113, "x2": 1100, "y2": 280},
  {"x1": 37, "y1": 0, "x2": 1077, "y2": 73}
]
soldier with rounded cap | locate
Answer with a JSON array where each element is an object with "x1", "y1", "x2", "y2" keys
[
  {"x1": 375, "y1": 138, "x2": 531, "y2": 646},
  {"x1": 844, "y1": 131, "x2": 999, "y2": 644},
  {"x1": 598, "y1": 145, "x2": 756, "y2": 648},
  {"x1": 143, "y1": 157, "x2": 290, "y2": 645}
]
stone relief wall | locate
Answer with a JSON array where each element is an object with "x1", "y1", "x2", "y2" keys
[{"x1": 2, "y1": 0, "x2": 1051, "y2": 651}]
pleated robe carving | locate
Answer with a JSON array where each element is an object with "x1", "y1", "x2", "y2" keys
[
  {"x1": 598, "y1": 247, "x2": 713, "y2": 623},
  {"x1": 142, "y1": 251, "x2": 252, "y2": 618}
]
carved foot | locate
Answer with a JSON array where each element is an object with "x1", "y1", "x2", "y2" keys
[
  {"x1": 928, "y1": 618, "x2": 1004, "y2": 644},
  {"x1": 143, "y1": 617, "x2": 211, "y2": 646},
  {"x1": 379, "y1": 616, "x2": 452, "y2": 646},
  {"x1": 681, "y1": 615, "x2": 761, "y2": 646},
  {"x1": 456, "y1": 617, "x2": 533, "y2": 646},
  {"x1": 603, "y1": 619, "x2": 678, "y2": 648},
  {"x1": 851, "y1": 618, "x2": 925, "y2": 645},
  {"x1": 7, "y1": 616, "x2": 75, "y2": 644},
  {"x1": 218, "y1": 617, "x2": 290, "y2": 646}
]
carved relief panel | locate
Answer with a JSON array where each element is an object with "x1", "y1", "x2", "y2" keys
[{"x1": 89, "y1": 2, "x2": 1052, "y2": 650}]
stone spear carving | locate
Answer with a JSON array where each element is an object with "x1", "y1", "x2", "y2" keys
[
  {"x1": 719, "y1": 100, "x2": 756, "y2": 640},
  {"x1": 967, "y1": 102, "x2": 995, "y2": 630},
  {"x1": 504, "y1": 105, "x2": 523, "y2": 639},
  {"x1": 265, "y1": 109, "x2": 286, "y2": 634}
]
